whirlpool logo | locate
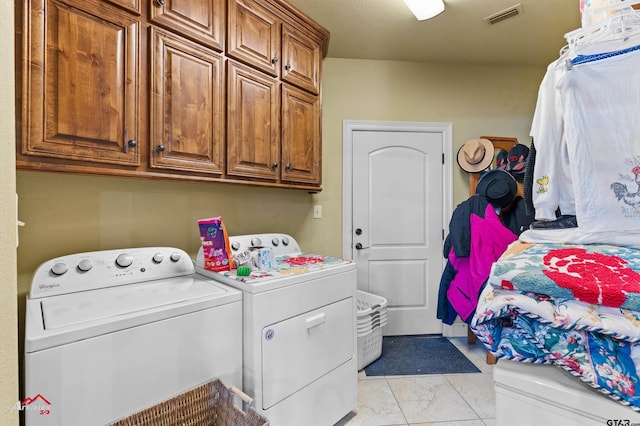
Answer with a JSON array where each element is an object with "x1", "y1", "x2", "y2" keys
[
  {"x1": 38, "y1": 283, "x2": 60, "y2": 290},
  {"x1": 264, "y1": 328, "x2": 275, "y2": 341}
]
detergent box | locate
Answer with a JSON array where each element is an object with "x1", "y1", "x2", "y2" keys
[{"x1": 198, "y1": 217, "x2": 234, "y2": 272}]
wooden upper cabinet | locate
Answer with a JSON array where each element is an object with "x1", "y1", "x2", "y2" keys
[
  {"x1": 227, "y1": 0, "x2": 280, "y2": 77},
  {"x1": 281, "y1": 84, "x2": 320, "y2": 184},
  {"x1": 149, "y1": 0, "x2": 225, "y2": 51},
  {"x1": 149, "y1": 28, "x2": 225, "y2": 175},
  {"x1": 18, "y1": 0, "x2": 328, "y2": 189},
  {"x1": 227, "y1": 60, "x2": 280, "y2": 181},
  {"x1": 282, "y1": 24, "x2": 321, "y2": 95},
  {"x1": 106, "y1": 0, "x2": 141, "y2": 14},
  {"x1": 21, "y1": 0, "x2": 140, "y2": 166}
]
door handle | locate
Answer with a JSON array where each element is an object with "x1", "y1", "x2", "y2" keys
[{"x1": 355, "y1": 243, "x2": 369, "y2": 250}]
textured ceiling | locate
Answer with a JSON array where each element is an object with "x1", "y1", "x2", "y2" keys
[{"x1": 286, "y1": 0, "x2": 583, "y2": 66}]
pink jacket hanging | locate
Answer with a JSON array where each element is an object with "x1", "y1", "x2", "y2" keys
[{"x1": 447, "y1": 203, "x2": 517, "y2": 322}]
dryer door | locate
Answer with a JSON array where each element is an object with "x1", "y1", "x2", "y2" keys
[{"x1": 261, "y1": 297, "x2": 354, "y2": 409}]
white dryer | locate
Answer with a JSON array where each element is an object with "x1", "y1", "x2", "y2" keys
[
  {"x1": 24, "y1": 247, "x2": 242, "y2": 426},
  {"x1": 195, "y1": 233, "x2": 357, "y2": 426}
]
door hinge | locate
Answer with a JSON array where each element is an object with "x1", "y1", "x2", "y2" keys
[
  {"x1": 442, "y1": 153, "x2": 445, "y2": 164},
  {"x1": 442, "y1": 229, "x2": 445, "y2": 240}
]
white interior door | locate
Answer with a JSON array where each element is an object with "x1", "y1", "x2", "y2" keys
[{"x1": 343, "y1": 121, "x2": 452, "y2": 335}]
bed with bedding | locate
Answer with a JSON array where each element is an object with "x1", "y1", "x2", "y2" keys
[{"x1": 471, "y1": 241, "x2": 640, "y2": 411}]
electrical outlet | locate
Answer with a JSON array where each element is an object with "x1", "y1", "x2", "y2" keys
[{"x1": 313, "y1": 205, "x2": 322, "y2": 219}]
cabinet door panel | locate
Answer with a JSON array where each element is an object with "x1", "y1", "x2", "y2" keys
[
  {"x1": 22, "y1": 0, "x2": 140, "y2": 166},
  {"x1": 150, "y1": 0, "x2": 224, "y2": 51},
  {"x1": 64, "y1": 0, "x2": 140, "y2": 14},
  {"x1": 227, "y1": 0, "x2": 280, "y2": 77},
  {"x1": 282, "y1": 24, "x2": 321, "y2": 94},
  {"x1": 227, "y1": 61, "x2": 280, "y2": 180},
  {"x1": 112, "y1": 0, "x2": 140, "y2": 14},
  {"x1": 281, "y1": 84, "x2": 320, "y2": 185},
  {"x1": 150, "y1": 28, "x2": 225, "y2": 175}
]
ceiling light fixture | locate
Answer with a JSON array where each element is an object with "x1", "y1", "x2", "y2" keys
[{"x1": 403, "y1": 0, "x2": 445, "y2": 21}]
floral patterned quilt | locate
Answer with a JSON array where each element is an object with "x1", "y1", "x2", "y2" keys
[
  {"x1": 487, "y1": 242, "x2": 640, "y2": 311},
  {"x1": 472, "y1": 242, "x2": 640, "y2": 412}
]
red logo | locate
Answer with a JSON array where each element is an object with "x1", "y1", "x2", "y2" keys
[
  {"x1": 22, "y1": 394, "x2": 51, "y2": 406},
  {"x1": 12, "y1": 394, "x2": 51, "y2": 415}
]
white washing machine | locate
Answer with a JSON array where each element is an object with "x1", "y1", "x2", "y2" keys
[
  {"x1": 24, "y1": 247, "x2": 242, "y2": 426},
  {"x1": 195, "y1": 233, "x2": 357, "y2": 426},
  {"x1": 494, "y1": 360, "x2": 640, "y2": 425}
]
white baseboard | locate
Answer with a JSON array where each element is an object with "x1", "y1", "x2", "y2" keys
[{"x1": 442, "y1": 321, "x2": 468, "y2": 337}]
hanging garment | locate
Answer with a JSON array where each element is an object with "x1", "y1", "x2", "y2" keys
[
  {"x1": 439, "y1": 196, "x2": 491, "y2": 324},
  {"x1": 436, "y1": 260, "x2": 458, "y2": 325},
  {"x1": 443, "y1": 195, "x2": 491, "y2": 259},
  {"x1": 529, "y1": 61, "x2": 576, "y2": 221},
  {"x1": 502, "y1": 196, "x2": 536, "y2": 235},
  {"x1": 446, "y1": 203, "x2": 517, "y2": 323},
  {"x1": 558, "y1": 48, "x2": 640, "y2": 233},
  {"x1": 522, "y1": 139, "x2": 536, "y2": 217},
  {"x1": 571, "y1": 43, "x2": 640, "y2": 66},
  {"x1": 439, "y1": 196, "x2": 491, "y2": 325}
]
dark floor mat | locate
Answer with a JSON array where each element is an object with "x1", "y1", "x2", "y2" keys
[{"x1": 364, "y1": 335, "x2": 481, "y2": 376}]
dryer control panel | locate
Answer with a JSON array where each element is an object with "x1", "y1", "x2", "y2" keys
[
  {"x1": 227, "y1": 233, "x2": 301, "y2": 256},
  {"x1": 29, "y1": 247, "x2": 194, "y2": 298}
]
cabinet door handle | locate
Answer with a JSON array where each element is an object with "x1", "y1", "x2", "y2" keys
[
  {"x1": 127, "y1": 140, "x2": 137, "y2": 148},
  {"x1": 156, "y1": 0, "x2": 166, "y2": 6},
  {"x1": 285, "y1": 163, "x2": 291, "y2": 171},
  {"x1": 156, "y1": 145, "x2": 165, "y2": 152},
  {"x1": 284, "y1": 63, "x2": 292, "y2": 71},
  {"x1": 271, "y1": 56, "x2": 279, "y2": 64},
  {"x1": 272, "y1": 162, "x2": 278, "y2": 169}
]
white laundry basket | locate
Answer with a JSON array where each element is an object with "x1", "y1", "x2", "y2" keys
[{"x1": 356, "y1": 290, "x2": 388, "y2": 370}]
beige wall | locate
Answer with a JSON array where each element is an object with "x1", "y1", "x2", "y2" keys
[
  {"x1": 12, "y1": 55, "x2": 545, "y2": 419},
  {"x1": 306, "y1": 57, "x2": 545, "y2": 258},
  {"x1": 1, "y1": 0, "x2": 18, "y2": 423},
  {"x1": 320, "y1": 58, "x2": 545, "y2": 210},
  {"x1": 16, "y1": 59, "x2": 546, "y2": 274}
]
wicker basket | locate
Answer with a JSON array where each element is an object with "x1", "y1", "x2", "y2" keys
[{"x1": 108, "y1": 379, "x2": 269, "y2": 426}]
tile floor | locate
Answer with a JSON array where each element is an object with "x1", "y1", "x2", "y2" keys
[{"x1": 335, "y1": 336, "x2": 496, "y2": 426}]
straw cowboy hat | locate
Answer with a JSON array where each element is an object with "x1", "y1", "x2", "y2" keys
[{"x1": 457, "y1": 138, "x2": 494, "y2": 173}]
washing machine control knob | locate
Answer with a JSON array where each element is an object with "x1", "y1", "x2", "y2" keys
[
  {"x1": 170, "y1": 252, "x2": 181, "y2": 262},
  {"x1": 152, "y1": 253, "x2": 164, "y2": 264},
  {"x1": 272, "y1": 237, "x2": 280, "y2": 246},
  {"x1": 282, "y1": 237, "x2": 290, "y2": 246},
  {"x1": 231, "y1": 241, "x2": 241, "y2": 251},
  {"x1": 116, "y1": 253, "x2": 134, "y2": 268},
  {"x1": 77, "y1": 259, "x2": 93, "y2": 272},
  {"x1": 251, "y1": 237, "x2": 262, "y2": 247},
  {"x1": 51, "y1": 262, "x2": 68, "y2": 276}
]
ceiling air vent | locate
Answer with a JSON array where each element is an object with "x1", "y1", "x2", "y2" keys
[{"x1": 483, "y1": 3, "x2": 524, "y2": 25}]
